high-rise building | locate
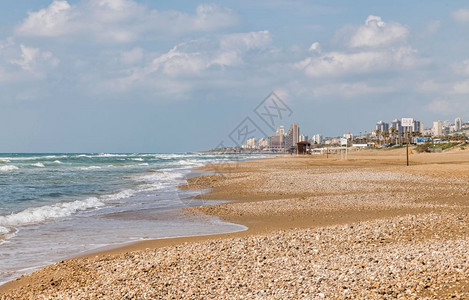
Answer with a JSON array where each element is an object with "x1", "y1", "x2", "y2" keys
[
  {"x1": 276, "y1": 126, "x2": 285, "y2": 136},
  {"x1": 246, "y1": 138, "x2": 257, "y2": 149},
  {"x1": 376, "y1": 120, "x2": 389, "y2": 133},
  {"x1": 258, "y1": 138, "x2": 268, "y2": 148},
  {"x1": 432, "y1": 121, "x2": 443, "y2": 137},
  {"x1": 391, "y1": 119, "x2": 402, "y2": 138},
  {"x1": 455, "y1": 117, "x2": 463, "y2": 131},
  {"x1": 312, "y1": 134, "x2": 323, "y2": 144},
  {"x1": 285, "y1": 123, "x2": 300, "y2": 150},
  {"x1": 412, "y1": 120, "x2": 422, "y2": 133},
  {"x1": 299, "y1": 134, "x2": 308, "y2": 142},
  {"x1": 269, "y1": 135, "x2": 284, "y2": 149},
  {"x1": 443, "y1": 120, "x2": 450, "y2": 129}
]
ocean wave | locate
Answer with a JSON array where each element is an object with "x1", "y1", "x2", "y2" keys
[
  {"x1": 53, "y1": 160, "x2": 62, "y2": 164},
  {"x1": 2, "y1": 155, "x2": 67, "y2": 161},
  {"x1": 79, "y1": 166, "x2": 101, "y2": 170},
  {"x1": 0, "y1": 165, "x2": 19, "y2": 172},
  {"x1": 100, "y1": 189, "x2": 135, "y2": 201},
  {"x1": 98, "y1": 153, "x2": 129, "y2": 158},
  {"x1": 31, "y1": 163, "x2": 45, "y2": 168},
  {"x1": 0, "y1": 226, "x2": 8, "y2": 234},
  {"x1": 138, "y1": 163, "x2": 149, "y2": 166},
  {"x1": 0, "y1": 159, "x2": 10, "y2": 163},
  {"x1": 131, "y1": 158, "x2": 144, "y2": 161},
  {"x1": 0, "y1": 197, "x2": 105, "y2": 227}
]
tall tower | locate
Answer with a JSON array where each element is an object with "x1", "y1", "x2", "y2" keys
[
  {"x1": 285, "y1": 123, "x2": 299, "y2": 150},
  {"x1": 432, "y1": 121, "x2": 442, "y2": 137},
  {"x1": 276, "y1": 126, "x2": 285, "y2": 136},
  {"x1": 455, "y1": 117, "x2": 463, "y2": 131}
]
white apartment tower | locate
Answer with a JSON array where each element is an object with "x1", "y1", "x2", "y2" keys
[
  {"x1": 312, "y1": 134, "x2": 323, "y2": 144},
  {"x1": 432, "y1": 120, "x2": 443, "y2": 137}
]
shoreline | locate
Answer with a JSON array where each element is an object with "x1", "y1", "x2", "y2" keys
[
  {"x1": 1, "y1": 148, "x2": 469, "y2": 298},
  {"x1": 0, "y1": 155, "x2": 264, "y2": 291}
]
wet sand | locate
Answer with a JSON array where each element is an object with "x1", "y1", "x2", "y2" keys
[{"x1": 1, "y1": 147, "x2": 469, "y2": 299}]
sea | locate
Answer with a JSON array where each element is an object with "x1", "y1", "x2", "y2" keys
[{"x1": 0, "y1": 152, "x2": 267, "y2": 285}]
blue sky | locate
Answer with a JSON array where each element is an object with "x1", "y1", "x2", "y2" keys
[{"x1": 1, "y1": 0, "x2": 468, "y2": 152}]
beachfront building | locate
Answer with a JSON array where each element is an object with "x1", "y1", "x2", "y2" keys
[
  {"x1": 412, "y1": 120, "x2": 423, "y2": 134},
  {"x1": 246, "y1": 138, "x2": 257, "y2": 149},
  {"x1": 285, "y1": 123, "x2": 300, "y2": 150},
  {"x1": 376, "y1": 121, "x2": 389, "y2": 133},
  {"x1": 455, "y1": 117, "x2": 463, "y2": 131},
  {"x1": 391, "y1": 119, "x2": 402, "y2": 140},
  {"x1": 268, "y1": 125, "x2": 286, "y2": 150},
  {"x1": 258, "y1": 138, "x2": 268, "y2": 148},
  {"x1": 299, "y1": 134, "x2": 308, "y2": 142},
  {"x1": 312, "y1": 134, "x2": 323, "y2": 145},
  {"x1": 269, "y1": 135, "x2": 284, "y2": 150},
  {"x1": 432, "y1": 121, "x2": 443, "y2": 137},
  {"x1": 276, "y1": 125, "x2": 285, "y2": 136}
]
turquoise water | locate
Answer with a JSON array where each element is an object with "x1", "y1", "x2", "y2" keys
[{"x1": 0, "y1": 153, "x2": 266, "y2": 284}]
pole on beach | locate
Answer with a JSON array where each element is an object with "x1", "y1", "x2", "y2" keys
[
  {"x1": 401, "y1": 118, "x2": 413, "y2": 167},
  {"x1": 406, "y1": 127, "x2": 409, "y2": 166}
]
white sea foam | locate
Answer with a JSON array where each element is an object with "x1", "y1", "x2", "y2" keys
[
  {"x1": 0, "y1": 226, "x2": 8, "y2": 234},
  {"x1": 138, "y1": 163, "x2": 149, "y2": 166},
  {"x1": 98, "y1": 153, "x2": 128, "y2": 158},
  {"x1": 131, "y1": 158, "x2": 144, "y2": 161},
  {"x1": 0, "y1": 197, "x2": 105, "y2": 227},
  {"x1": 0, "y1": 165, "x2": 19, "y2": 172},
  {"x1": 79, "y1": 166, "x2": 101, "y2": 170},
  {"x1": 0, "y1": 159, "x2": 10, "y2": 163},
  {"x1": 101, "y1": 189, "x2": 135, "y2": 201},
  {"x1": 32, "y1": 162, "x2": 45, "y2": 168},
  {"x1": 3, "y1": 155, "x2": 66, "y2": 161},
  {"x1": 53, "y1": 160, "x2": 62, "y2": 164}
]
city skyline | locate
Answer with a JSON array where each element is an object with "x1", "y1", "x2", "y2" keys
[{"x1": 239, "y1": 115, "x2": 467, "y2": 150}]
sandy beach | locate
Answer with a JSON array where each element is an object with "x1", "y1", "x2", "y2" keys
[{"x1": 1, "y1": 147, "x2": 469, "y2": 299}]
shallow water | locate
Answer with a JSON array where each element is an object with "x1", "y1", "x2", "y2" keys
[{"x1": 0, "y1": 153, "x2": 264, "y2": 284}]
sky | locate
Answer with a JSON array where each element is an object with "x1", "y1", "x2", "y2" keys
[{"x1": 0, "y1": 0, "x2": 468, "y2": 152}]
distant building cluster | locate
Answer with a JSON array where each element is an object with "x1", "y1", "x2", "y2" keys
[
  {"x1": 241, "y1": 123, "x2": 302, "y2": 152},
  {"x1": 222, "y1": 116, "x2": 468, "y2": 153},
  {"x1": 373, "y1": 116, "x2": 467, "y2": 139}
]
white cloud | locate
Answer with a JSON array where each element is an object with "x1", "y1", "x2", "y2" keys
[
  {"x1": 349, "y1": 15, "x2": 409, "y2": 48},
  {"x1": 17, "y1": 0, "x2": 73, "y2": 37},
  {"x1": 294, "y1": 46, "x2": 420, "y2": 77},
  {"x1": 452, "y1": 8, "x2": 469, "y2": 23},
  {"x1": 113, "y1": 30, "x2": 273, "y2": 91},
  {"x1": 145, "y1": 46, "x2": 206, "y2": 77},
  {"x1": 308, "y1": 42, "x2": 321, "y2": 53},
  {"x1": 214, "y1": 30, "x2": 272, "y2": 66},
  {"x1": 16, "y1": 0, "x2": 238, "y2": 43},
  {"x1": 9, "y1": 44, "x2": 59, "y2": 74},
  {"x1": 295, "y1": 16, "x2": 422, "y2": 78}
]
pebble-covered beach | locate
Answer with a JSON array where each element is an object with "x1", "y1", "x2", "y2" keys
[{"x1": 1, "y1": 149, "x2": 469, "y2": 299}]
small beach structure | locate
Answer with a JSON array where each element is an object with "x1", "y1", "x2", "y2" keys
[{"x1": 296, "y1": 141, "x2": 311, "y2": 155}]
